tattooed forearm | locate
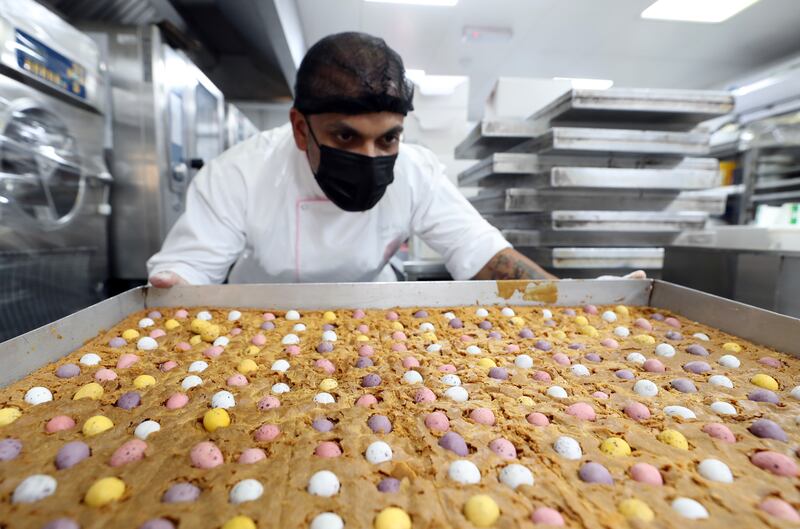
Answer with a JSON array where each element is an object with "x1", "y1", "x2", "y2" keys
[{"x1": 473, "y1": 248, "x2": 558, "y2": 280}]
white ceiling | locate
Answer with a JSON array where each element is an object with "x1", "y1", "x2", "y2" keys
[{"x1": 296, "y1": 0, "x2": 800, "y2": 118}]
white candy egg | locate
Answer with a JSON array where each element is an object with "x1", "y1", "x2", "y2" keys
[
  {"x1": 293, "y1": 323, "x2": 307, "y2": 332},
  {"x1": 426, "y1": 344, "x2": 442, "y2": 353},
  {"x1": 138, "y1": 318, "x2": 155, "y2": 328},
  {"x1": 693, "y1": 332, "x2": 710, "y2": 341},
  {"x1": 448, "y1": 460, "x2": 481, "y2": 484},
  {"x1": 570, "y1": 364, "x2": 590, "y2": 377},
  {"x1": 633, "y1": 379, "x2": 658, "y2": 397},
  {"x1": 547, "y1": 386, "x2": 568, "y2": 399},
  {"x1": 196, "y1": 311, "x2": 212, "y2": 321},
  {"x1": 307, "y1": 470, "x2": 339, "y2": 497},
  {"x1": 80, "y1": 353, "x2": 101, "y2": 366},
  {"x1": 403, "y1": 371, "x2": 423, "y2": 384},
  {"x1": 791, "y1": 386, "x2": 800, "y2": 400},
  {"x1": 655, "y1": 343, "x2": 675, "y2": 357},
  {"x1": 419, "y1": 322, "x2": 435, "y2": 332},
  {"x1": 310, "y1": 513, "x2": 344, "y2": 529},
  {"x1": 314, "y1": 393, "x2": 335, "y2": 404},
  {"x1": 499, "y1": 464, "x2": 534, "y2": 490},
  {"x1": 272, "y1": 383, "x2": 290, "y2": 394},
  {"x1": 227, "y1": 310, "x2": 242, "y2": 322},
  {"x1": 697, "y1": 459, "x2": 733, "y2": 483},
  {"x1": 12, "y1": 474, "x2": 57, "y2": 503},
  {"x1": 441, "y1": 374, "x2": 461, "y2": 386},
  {"x1": 181, "y1": 375, "x2": 203, "y2": 390},
  {"x1": 542, "y1": 309, "x2": 553, "y2": 320},
  {"x1": 134, "y1": 420, "x2": 160, "y2": 440},
  {"x1": 466, "y1": 345, "x2": 482, "y2": 355},
  {"x1": 137, "y1": 337, "x2": 158, "y2": 351},
  {"x1": 708, "y1": 375, "x2": 734, "y2": 388},
  {"x1": 281, "y1": 334, "x2": 300, "y2": 345},
  {"x1": 443, "y1": 312, "x2": 456, "y2": 321},
  {"x1": 271, "y1": 359, "x2": 290, "y2": 372},
  {"x1": 188, "y1": 361, "x2": 208, "y2": 373},
  {"x1": 718, "y1": 355, "x2": 740, "y2": 368},
  {"x1": 602, "y1": 311, "x2": 617, "y2": 323},
  {"x1": 553, "y1": 436, "x2": 582, "y2": 460},
  {"x1": 24, "y1": 387, "x2": 52, "y2": 406},
  {"x1": 285, "y1": 310, "x2": 301, "y2": 321},
  {"x1": 710, "y1": 401, "x2": 736, "y2": 416},
  {"x1": 501, "y1": 307, "x2": 516, "y2": 317},
  {"x1": 213, "y1": 336, "x2": 230, "y2": 347},
  {"x1": 663, "y1": 405, "x2": 696, "y2": 420},
  {"x1": 211, "y1": 390, "x2": 236, "y2": 409},
  {"x1": 229, "y1": 478, "x2": 263, "y2": 504},
  {"x1": 475, "y1": 308, "x2": 489, "y2": 318},
  {"x1": 672, "y1": 497, "x2": 709, "y2": 519},
  {"x1": 614, "y1": 326, "x2": 630, "y2": 338},
  {"x1": 365, "y1": 441, "x2": 393, "y2": 464},
  {"x1": 445, "y1": 386, "x2": 469, "y2": 402},
  {"x1": 626, "y1": 352, "x2": 646, "y2": 365},
  {"x1": 515, "y1": 354, "x2": 533, "y2": 369},
  {"x1": 322, "y1": 331, "x2": 337, "y2": 342}
]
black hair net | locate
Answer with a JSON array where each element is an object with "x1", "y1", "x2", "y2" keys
[{"x1": 294, "y1": 32, "x2": 414, "y2": 116}]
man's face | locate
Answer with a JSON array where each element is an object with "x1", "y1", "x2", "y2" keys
[{"x1": 290, "y1": 109, "x2": 404, "y2": 173}]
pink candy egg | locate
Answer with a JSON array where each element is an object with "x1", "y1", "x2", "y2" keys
[
  {"x1": 227, "y1": 374, "x2": 248, "y2": 387},
  {"x1": 251, "y1": 334, "x2": 267, "y2": 346},
  {"x1": 358, "y1": 345, "x2": 375, "y2": 357},
  {"x1": 46, "y1": 415, "x2": 75, "y2": 433},
  {"x1": 470, "y1": 408, "x2": 496, "y2": 426},
  {"x1": 489, "y1": 438, "x2": 517, "y2": 459},
  {"x1": 391, "y1": 331, "x2": 406, "y2": 341},
  {"x1": 285, "y1": 345, "x2": 300, "y2": 356},
  {"x1": 633, "y1": 318, "x2": 652, "y2": 331},
  {"x1": 165, "y1": 393, "x2": 189, "y2": 410},
  {"x1": 386, "y1": 311, "x2": 399, "y2": 321},
  {"x1": 116, "y1": 354, "x2": 140, "y2": 369},
  {"x1": 664, "y1": 317, "x2": 681, "y2": 328},
  {"x1": 643, "y1": 359, "x2": 665, "y2": 373},
  {"x1": 759, "y1": 498, "x2": 800, "y2": 522},
  {"x1": 751, "y1": 451, "x2": 798, "y2": 477},
  {"x1": 630, "y1": 462, "x2": 663, "y2": 485},
  {"x1": 238, "y1": 448, "x2": 266, "y2": 464},
  {"x1": 262, "y1": 312, "x2": 276, "y2": 321},
  {"x1": 526, "y1": 412, "x2": 549, "y2": 427},
  {"x1": 175, "y1": 309, "x2": 189, "y2": 319},
  {"x1": 190, "y1": 441, "x2": 223, "y2": 469},
  {"x1": 531, "y1": 507, "x2": 564, "y2": 526},
  {"x1": 230, "y1": 328, "x2": 242, "y2": 336},
  {"x1": 149, "y1": 329, "x2": 166, "y2": 339},
  {"x1": 566, "y1": 402, "x2": 596, "y2": 421},
  {"x1": 357, "y1": 324, "x2": 369, "y2": 334},
  {"x1": 424, "y1": 411, "x2": 450, "y2": 432},
  {"x1": 759, "y1": 357, "x2": 781, "y2": 368},
  {"x1": 460, "y1": 335, "x2": 473, "y2": 342},
  {"x1": 315, "y1": 359, "x2": 335, "y2": 374},
  {"x1": 257, "y1": 396, "x2": 280, "y2": 410},
  {"x1": 109, "y1": 439, "x2": 147, "y2": 467},
  {"x1": 592, "y1": 391, "x2": 609, "y2": 399},
  {"x1": 702, "y1": 423, "x2": 736, "y2": 443},
  {"x1": 204, "y1": 346, "x2": 224, "y2": 359},
  {"x1": 95, "y1": 368, "x2": 117, "y2": 381},
  {"x1": 402, "y1": 356, "x2": 420, "y2": 369},
  {"x1": 533, "y1": 370, "x2": 552, "y2": 382},
  {"x1": 391, "y1": 343, "x2": 407, "y2": 352},
  {"x1": 505, "y1": 344, "x2": 520, "y2": 353},
  {"x1": 160, "y1": 361, "x2": 178, "y2": 372},
  {"x1": 624, "y1": 402, "x2": 651, "y2": 421},
  {"x1": 439, "y1": 364, "x2": 456, "y2": 373},
  {"x1": 254, "y1": 424, "x2": 281, "y2": 442},
  {"x1": 414, "y1": 388, "x2": 436, "y2": 403},
  {"x1": 315, "y1": 441, "x2": 342, "y2": 458},
  {"x1": 552, "y1": 353, "x2": 570, "y2": 366},
  {"x1": 356, "y1": 394, "x2": 378, "y2": 407},
  {"x1": 600, "y1": 338, "x2": 619, "y2": 349},
  {"x1": 353, "y1": 309, "x2": 366, "y2": 319},
  {"x1": 175, "y1": 342, "x2": 191, "y2": 352},
  {"x1": 583, "y1": 304, "x2": 598, "y2": 315}
]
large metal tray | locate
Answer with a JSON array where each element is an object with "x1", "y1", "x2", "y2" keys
[
  {"x1": 503, "y1": 228, "x2": 680, "y2": 247},
  {"x1": 458, "y1": 153, "x2": 721, "y2": 189},
  {"x1": 470, "y1": 188, "x2": 727, "y2": 214},
  {"x1": 528, "y1": 88, "x2": 734, "y2": 131},
  {"x1": 485, "y1": 211, "x2": 708, "y2": 231},
  {"x1": 454, "y1": 119, "x2": 541, "y2": 160},
  {"x1": 2, "y1": 280, "x2": 799, "y2": 387},
  {"x1": 520, "y1": 247, "x2": 665, "y2": 269},
  {"x1": 521, "y1": 127, "x2": 711, "y2": 157}
]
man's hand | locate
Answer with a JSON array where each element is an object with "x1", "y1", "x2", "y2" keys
[
  {"x1": 597, "y1": 270, "x2": 648, "y2": 280},
  {"x1": 473, "y1": 248, "x2": 558, "y2": 280},
  {"x1": 149, "y1": 271, "x2": 189, "y2": 288}
]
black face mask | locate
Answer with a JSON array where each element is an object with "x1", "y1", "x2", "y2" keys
[{"x1": 306, "y1": 121, "x2": 397, "y2": 212}]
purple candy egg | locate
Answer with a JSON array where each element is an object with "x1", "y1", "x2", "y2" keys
[
  {"x1": 478, "y1": 320, "x2": 492, "y2": 330},
  {"x1": 116, "y1": 391, "x2": 142, "y2": 410},
  {"x1": 544, "y1": 320, "x2": 557, "y2": 327},
  {"x1": 749, "y1": 419, "x2": 788, "y2": 442},
  {"x1": 449, "y1": 318, "x2": 463, "y2": 329},
  {"x1": 487, "y1": 332, "x2": 502, "y2": 340},
  {"x1": 652, "y1": 313, "x2": 665, "y2": 321},
  {"x1": 162, "y1": 483, "x2": 201, "y2": 503},
  {"x1": 368, "y1": 415, "x2": 393, "y2": 433},
  {"x1": 260, "y1": 321, "x2": 275, "y2": 331},
  {"x1": 43, "y1": 519, "x2": 80, "y2": 529},
  {"x1": 670, "y1": 378, "x2": 697, "y2": 393},
  {"x1": 361, "y1": 374, "x2": 382, "y2": 387},
  {"x1": 488, "y1": 367, "x2": 508, "y2": 380},
  {"x1": 564, "y1": 309, "x2": 576, "y2": 316},
  {"x1": 316, "y1": 342, "x2": 334, "y2": 353},
  {"x1": 414, "y1": 310, "x2": 428, "y2": 318},
  {"x1": 312, "y1": 418, "x2": 334, "y2": 432},
  {"x1": 55, "y1": 363, "x2": 80, "y2": 378},
  {"x1": 748, "y1": 389, "x2": 780, "y2": 404},
  {"x1": 322, "y1": 324, "x2": 335, "y2": 331},
  {"x1": 579, "y1": 462, "x2": 614, "y2": 484},
  {"x1": 683, "y1": 361, "x2": 711, "y2": 374},
  {"x1": 534, "y1": 340, "x2": 552, "y2": 352},
  {"x1": 438, "y1": 431, "x2": 469, "y2": 456},
  {"x1": 377, "y1": 477, "x2": 400, "y2": 493},
  {"x1": 519, "y1": 328, "x2": 534, "y2": 339},
  {"x1": 665, "y1": 331, "x2": 683, "y2": 341},
  {"x1": 0, "y1": 438, "x2": 22, "y2": 461},
  {"x1": 109, "y1": 337, "x2": 126, "y2": 348},
  {"x1": 139, "y1": 519, "x2": 176, "y2": 529},
  {"x1": 615, "y1": 369, "x2": 634, "y2": 380},
  {"x1": 585, "y1": 353, "x2": 602, "y2": 363},
  {"x1": 686, "y1": 344, "x2": 709, "y2": 356},
  {"x1": 355, "y1": 357, "x2": 374, "y2": 368},
  {"x1": 55, "y1": 441, "x2": 90, "y2": 469},
  {"x1": 569, "y1": 343, "x2": 585, "y2": 350}
]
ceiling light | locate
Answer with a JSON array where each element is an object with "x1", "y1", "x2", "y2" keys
[
  {"x1": 365, "y1": 0, "x2": 458, "y2": 6},
  {"x1": 553, "y1": 77, "x2": 614, "y2": 90},
  {"x1": 406, "y1": 69, "x2": 467, "y2": 96},
  {"x1": 641, "y1": 0, "x2": 760, "y2": 23}
]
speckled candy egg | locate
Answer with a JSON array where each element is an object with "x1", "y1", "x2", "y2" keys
[
  {"x1": 368, "y1": 415, "x2": 392, "y2": 433},
  {"x1": 162, "y1": 483, "x2": 201, "y2": 503},
  {"x1": 448, "y1": 460, "x2": 481, "y2": 484},
  {"x1": 499, "y1": 464, "x2": 534, "y2": 489},
  {"x1": 229, "y1": 479, "x2": 263, "y2": 504},
  {"x1": 749, "y1": 419, "x2": 788, "y2": 442},
  {"x1": 439, "y1": 431, "x2": 469, "y2": 456},
  {"x1": 12, "y1": 474, "x2": 57, "y2": 503},
  {"x1": 553, "y1": 436, "x2": 582, "y2": 460},
  {"x1": 579, "y1": 462, "x2": 613, "y2": 484},
  {"x1": 55, "y1": 441, "x2": 90, "y2": 469},
  {"x1": 307, "y1": 470, "x2": 340, "y2": 497},
  {"x1": 189, "y1": 441, "x2": 223, "y2": 469}
]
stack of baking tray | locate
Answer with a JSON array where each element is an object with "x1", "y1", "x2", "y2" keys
[{"x1": 456, "y1": 88, "x2": 735, "y2": 277}]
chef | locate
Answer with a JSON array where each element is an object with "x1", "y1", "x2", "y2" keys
[{"x1": 147, "y1": 32, "x2": 639, "y2": 286}]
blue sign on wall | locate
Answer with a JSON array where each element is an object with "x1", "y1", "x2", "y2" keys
[{"x1": 15, "y1": 29, "x2": 86, "y2": 100}]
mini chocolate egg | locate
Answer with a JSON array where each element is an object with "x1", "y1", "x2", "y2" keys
[
  {"x1": 630, "y1": 462, "x2": 662, "y2": 485},
  {"x1": 308, "y1": 470, "x2": 339, "y2": 497},
  {"x1": 362, "y1": 374, "x2": 382, "y2": 387},
  {"x1": 82, "y1": 415, "x2": 114, "y2": 436},
  {"x1": 626, "y1": 353, "x2": 646, "y2": 365},
  {"x1": 414, "y1": 388, "x2": 436, "y2": 403},
  {"x1": 683, "y1": 361, "x2": 710, "y2": 374},
  {"x1": 634, "y1": 379, "x2": 658, "y2": 397},
  {"x1": 134, "y1": 420, "x2": 160, "y2": 440},
  {"x1": 751, "y1": 374, "x2": 779, "y2": 391},
  {"x1": 685, "y1": 344, "x2": 709, "y2": 356},
  {"x1": 547, "y1": 386, "x2": 568, "y2": 399},
  {"x1": 368, "y1": 415, "x2": 393, "y2": 433},
  {"x1": 85, "y1": 477, "x2": 125, "y2": 507},
  {"x1": 190, "y1": 441, "x2": 223, "y2": 469},
  {"x1": 749, "y1": 389, "x2": 779, "y2": 403},
  {"x1": 498, "y1": 463, "x2": 533, "y2": 490},
  {"x1": 759, "y1": 498, "x2": 800, "y2": 522},
  {"x1": 553, "y1": 436, "x2": 582, "y2": 460},
  {"x1": 203, "y1": 408, "x2": 231, "y2": 432},
  {"x1": 55, "y1": 364, "x2": 80, "y2": 378},
  {"x1": 181, "y1": 375, "x2": 203, "y2": 390},
  {"x1": 115, "y1": 392, "x2": 142, "y2": 411},
  {"x1": 566, "y1": 402, "x2": 595, "y2": 421},
  {"x1": 710, "y1": 401, "x2": 737, "y2": 416},
  {"x1": 441, "y1": 374, "x2": 461, "y2": 386},
  {"x1": 697, "y1": 458, "x2": 733, "y2": 483},
  {"x1": 109, "y1": 337, "x2": 126, "y2": 348},
  {"x1": 527, "y1": 412, "x2": 549, "y2": 426},
  {"x1": 281, "y1": 334, "x2": 300, "y2": 345},
  {"x1": 552, "y1": 353, "x2": 570, "y2": 366},
  {"x1": 13, "y1": 474, "x2": 57, "y2": 503},
  {"x1": 55, "y1": 441, "x2": 90, "y2": 469},
  {"x1": 751, "y1": 451, "x2": 798, "y2": 476},
  {"x1": 109, "y1": 439, "x2": 147, "y2": 467},
  {"x1": 439, "y1": 432, "x2": 469, "y2": 456},
  {"x1": 117, "y1": 354, "x2": 140, "y2": 369},
  {"x1": 672, "y1": 497, "x2": 709, "y2": 519},
  {"x1": 229, "y1": 478, "x2": 263, "y2": 504},
  {"x1": 165, "y1": 393, "x2": 189, "y2": 410},
  {"x1": 402, "y1": 370, "x2": 423, "y2": 384},
  {"x1": 642, "y1": 359, "x2": 665, "y2": 373},
  {"x1": 600, "y1": 437, "x2": 631, "y2": 457},
  {"x1": 425, "y1": 411, "x2": 450, "y2": 432},
  {"x1": 488, "y1": 367, "x2": 508, "y2": 380},
  {"x1": 254, "y1": 423, "x2": 281, "y2": 441},
  {"x1": 311, "y1": 513, "x2": 345, "y2": 529},
  {"x1": 665, "y1": 331, "x2": 683, "y2": 341},
  {"x1": 356, "y1": 357, "x2": 374, "y2": 369},
  {"x1": 709, "y1": 375, "x2": 734, "y2": 388},
  {"x1": 238, "y1": 448, "x2": 266, "y2": 464},
  {"x1": 470, "y1": 408, "x2": 496, "y2": 426},
  {"x1": 162, "y1": 482, "x2": 201, "y2": 503},
  {"x1": 615, "y1": 369, "x2": 634, "y2": 380},
  {"x1": 614, "y1": 326, "x2": 630, "y2": 338},
  {"x1": 618, "y1": 499, "x2": 654, "y2": 522},
  {"x1": 571, "y1": 365, "x2": 591, "y2": 377},
  {"x1": 670, "y1": 378, "x2": 697, "y2": 393},
  {"x1": 80, "y1": 353, "x2": 101, "y2": 366},
  {"x1": 531, "y1": 507, "x2": 564, "y2": 526},
  {"x1": 46, "y1": 415, "x2": 75, "y2": 433},
  {"x1": 272, "y1": 383, "x2": 290, "y2": 394},
  {"x1": 314, "y1": 393, "x2": 335, "y2": 404},
  {"x1": 0, "y1": 438, "x2": 22, "y2": 461},
  {"x1": 657, "y1": 429, "x2": 688, "y2": 450},
  {"x1": 42, "y1": 518, "x2": 80, "y2": 529},
  {"x1": 188, "y1": 361, "x2": 208, "y2": 373},
  {"x1": 702, "y1": 423, "x2": 736, "y2": 443},
  {"x1": 466, "y1": 345, "x2": 482, "y2": 355},
  {"x1": 749, "y1": 419, "x2": 788, "y2": 442},
  {"x1": 579, "y1": 462, "x2": 613, "y2": 484},
  {"x1": 489, "y1": 438, "x2": 517, "y2": 459},
  {"x1": 448, "y1": 460, "x2": 481, "y2": 484},
  {"x1": 211, "y1": 391, "x2": 236, "y2": 409},
  {"x1": 312, "y1": 418, "x2": 334, "y2": 432},
  {"x1": 24, "y1": 386, "x2": 53, "y2": 406},
  {"x1": 445, "y1": 386, "x2": 469, "y2": 402},
  {"x1": 664, "y1": 405, "x2": 696, "y2": 420},
  {"x1": 137, "y1": 337, "x2": 158, "y2": 351}
]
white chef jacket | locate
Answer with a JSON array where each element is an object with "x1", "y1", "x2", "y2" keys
[{"x1": 147, "y1": 123, "x2": 511, "y2": 284}]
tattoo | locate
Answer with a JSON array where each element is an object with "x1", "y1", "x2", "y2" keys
[{"x1": 476, "y1": 249, "x2": 557, "y2": 280}]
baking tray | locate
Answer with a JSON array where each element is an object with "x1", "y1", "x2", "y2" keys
[
  {"x1": 518, "y1": 248, "x2": 665, "y2": 270},
  {"x1": 470, "y1": 188, "x2": 727, "y2": 214},
  {"x1": 520, "y1": 127, "x2": 711, "y2": 157},
  {"x1": 454, "y1": 119, "x2": 543, "y2": 160},
  {"x1": 2, "y1": 280, "x2": 799, "y2": 387},
  {"x1": 503, "y1": 228, "x2": 681, "y2": 247},
  {"x1": 485, "y1": 211, "x2": 708, "y2": 231},
  {"x1": 528, "y1": 88, "x2": 734, "y2": 131},
  {"x1": 458, "y1": 153, "x2": 721, "y2": 189}
]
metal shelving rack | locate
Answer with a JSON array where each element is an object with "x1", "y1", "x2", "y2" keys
[{"x1": 455, "y1": 87, "x2": 734, "y2": 278}]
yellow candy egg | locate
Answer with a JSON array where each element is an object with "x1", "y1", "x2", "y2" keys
[
  {"x1": 600, "y1": 437, "x2": 631, "y2": 457},
  {"x1": 121, "y1": 329, "x2": 140, "y2": 340},
  {"x1": 614, "y1": 305, "x2": 630, "y2": 317},
  {"x1": 552, "y1": 330, "x2": 567, "y2": 340},
  {"x1": 133, "y1": 375, "x2": 156, "y2": 389},
  {"x1": 323, "y1": 311, "x2": 337, "y2": 322},
  {"x1": 618, "y1": 498, "x2": 654, "y2": 522},
  {"x1": 723, "y1": 342, "x2": 742, "y2": 353},
  {"x1": 246, "y1": 345, "x2": 261, "y2": 356},
  {"x1": 238, "y1": 359, "x2": 258, "y2": 374},
  {"x1": 633, "y1": 334, "x2": 655, "y2": 345},
  {"x1": 751, "y1": 373, "x2": 779, "y2": 391},
  {"x1": 200, "y1": 324, "x2": 220, "y2": 342},
  {"x1": 222, "y1": 516, "x2": 257, "y2": 529},
  {"x1": 518, "y1": 396, "x2": 534, "y2": 407},
  {"x1": 464, "y1": 494, "x2": 500, "y2": 527},
  {"x1": 657, "y1": 429, "x2": 688, "y2": 450},
  {"x1": 203, "y1": 408, "x2": 231, "y2": 432},
  {"x1": 580, "y1": 325, "x2": 599, "y2": 338},
  {"x1": 190, "y1": 318, "x2": 210, "y2": 334},
  {"x1": 0, "y1": 407, "x2": 21, "y2": 426},
  {"x1": 356, "y1": 335, "x2": 370, "y2": 342},
  {"x1": 319, "y1": 378, "x2": 338, "y2": 391},
  {"x1": 165, "y1": 319, "x2": 180, "y2": 331},
  {"x1": 510, "y1": 316, "x2": 525, "y2": 327},
  {"x1": 422, "y1": 332, "x2": 438, "y2": 342},
  {"x1": 85, "y1": 477, "x2": 125, "y2": 507},
  {"x1": 574, "y1": 315, "x2": 589, "y2": 326},
  {"x1": 477, "y1": 358, "x2": 497, "y2": 369},
  {"x1": 391, "y1": 322, "x2": 404, "y2": 331},
  {"x1": 374, "y1": 507, "x2": 412, "y2": 529},
  {"x1": 74, "y1": 382, "x2": 104, "y2": 400},
  {"x1": 83, "y1": 415, "x2": 114, "y2": 436}
]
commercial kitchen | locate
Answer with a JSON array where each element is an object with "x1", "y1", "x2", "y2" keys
[{"x1": 1, "y1": 1, "x2": 800, "y2": 529}]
